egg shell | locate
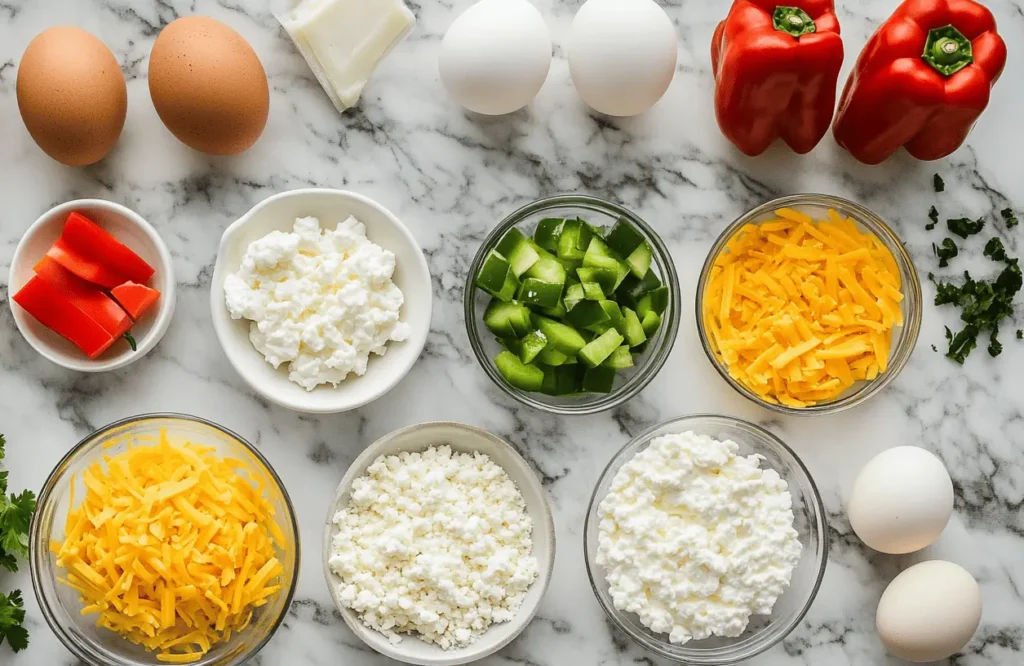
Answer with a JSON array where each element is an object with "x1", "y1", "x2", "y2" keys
[
  {"x1": 439, "y1": 0, "x2": 552, "y2": 116},
  {"x1": 568, "y1": 0, "x2": 677, "y2": 117},
  {"x1": 876, "y1": 560, "x2": 982, "y2": 662},
  {"x1": 149, "y1": 16, "x2": 269, "y2": 155},
  {"x1": 16, "y1": 26, "x2": 127, "y2": 166},
  {"x1": 847, "y1": 446, "x2": 953, "y2": 555}
]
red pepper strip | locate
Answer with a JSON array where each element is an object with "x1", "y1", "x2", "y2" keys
[
  {"x1": 46, "y1": 237, "x2": 130, "y2": 289},
  {"x1": 833, "y1": 0, "x2": 1007, "y2": 164},
  {"x1": 34, "y1": 256, "x2": 133, "y2": 336},
  {"x1": 61, "y1": 212, "x2": 156, "y2": 284},
  {"x1": 13, "y1": 277, "x2": 120, "y2": 358},
  {"x1": 712, "y1": 0, "x2": 844, "y2": 156},
  {"x1": 111, "y1": 281, "x2": 161, "y2": 320}
]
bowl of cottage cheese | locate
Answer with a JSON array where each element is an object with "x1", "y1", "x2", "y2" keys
[
  {"x1": 211, "y1": 189, "x2": 431, "y2": 413},
  {"x1": 584, "y1": 414, "x2": 828, "y2": 664},
  {"x1": 322, "y1": 422, "x2": 555, "y2": 665}
]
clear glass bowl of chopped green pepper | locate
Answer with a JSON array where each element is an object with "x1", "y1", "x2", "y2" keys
[{"x1": 464, "y1": 195, "x2": 680, "y2": 415}]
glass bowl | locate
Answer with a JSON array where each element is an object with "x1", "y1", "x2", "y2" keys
[
  {"x1": 464, "y1": 195, "x2": 681, "y2": 415},
  {"x1": 696, "y1": 194, "x2": 923, "y2": 415},
  {"x1": 584, "y1": 414, "x2": 828, "y2": 665},
  {"x1": 30, "y1": 414, "x2": 300, "y2": 666}
]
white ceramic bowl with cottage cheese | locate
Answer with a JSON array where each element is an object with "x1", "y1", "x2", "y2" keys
[
  {"x1": 10, "y1": 199, "x2": 176, "y2": 372},
  {"x1": 584, "y1": 414, "x2": 828, "y2": 665},
  {"x1": 211, "y1": 189, "x2": 431, "y2": 413},
  {"x1": 323, "y1": 422, "x2": 556, "y2": 665}
]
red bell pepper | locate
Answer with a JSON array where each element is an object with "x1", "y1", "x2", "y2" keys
[
  {"x1": 833, "y1": 0, "x2": 1007, "y2": 164},
  {"x1": 712, "y1": 0, "x2": 844, "y2": 156},
  {"x1": 46, "y1": 237, "x2": 130, "y2": 289},
  {"x1": 13, "y1": 277, "x2": 120, "y2": 358},
  {"x1": 34, "y1": 257, "x2": 133, "y2": 336},
  {"x1": 111, "y1": 281, "x2": 161, "y2": 320},
  {"x1": 61, "y1": 212, "x2": 155, "y2": 284}
]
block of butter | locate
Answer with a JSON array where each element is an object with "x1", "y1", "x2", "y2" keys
[{"x1": 277, "y1": 0, "x2": 415, "y2": 112}]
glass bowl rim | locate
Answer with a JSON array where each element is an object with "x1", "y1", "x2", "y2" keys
[
  {"x1": 583, "y1": 413, "x2": 829, "y2": 664},
  {"x1": 695, "y1": 193, "x2": 923, "y2": 416},
  {"x1": 29, "y1": 412, "x2": 301, "y2": 666},
  {"x1": 464, "y1": 194, "x2": 681, "y2": 415}
]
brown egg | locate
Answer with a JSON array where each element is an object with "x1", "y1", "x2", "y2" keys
[
  {"x1": 17, "y1": 27, "x2": 127, "y2": 166},
  {"x1": 149, "y1": 17, "x2": 269, "y2": 155}
]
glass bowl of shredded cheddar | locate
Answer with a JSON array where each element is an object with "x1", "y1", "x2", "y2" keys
[
  {"x1": 30, "y1": 414, "x2": 299, "y2": 666},
  {"x1": 697, "y1": 195, "x2": 922, "y2": 415}
]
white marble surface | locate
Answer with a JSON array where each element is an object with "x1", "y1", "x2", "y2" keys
[{"x1": 1, "y1": 0, "x2": 1022, "y2": 664}]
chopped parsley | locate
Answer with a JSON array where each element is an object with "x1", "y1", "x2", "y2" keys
[
  {"x1": 932, "y1": 238, "x2": 958, "y2": 267},
  {"x1": 947, "y1": 217, "x2": 986, "y2": 239},
  {"x1": 1002, "y1": 208, "x2": 1019, "y2": 229},
  {"x1": 0, "y1": 435, "x2": 34, "y2": 653},
  {"x1": 931, "y1": 263, "x2": 1023, "y2": 363},
  {"x1": 933, "y1": 174, "x2": 945, "y2": 192},
  {"x1": 984, "y1": 237, "x2": 1008, "y2": 262},
  {"x1": 1018, "y1": 330, "x2": 1023, "y2": 339},
  {"x1": 927, "y1": 206, "x2": 939, "y2": 230}
]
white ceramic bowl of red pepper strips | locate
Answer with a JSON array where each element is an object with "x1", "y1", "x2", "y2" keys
[{"x1": 8, "y1": 199, "x2": 176, "y2": 372}]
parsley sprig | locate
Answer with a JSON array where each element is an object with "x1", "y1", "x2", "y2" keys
[{"x1": 0, "y1": 435, "x2": 35, "y2": 653}]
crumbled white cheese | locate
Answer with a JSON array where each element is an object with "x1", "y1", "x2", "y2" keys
[
  {"x1": 224, "y1": 216, "x2": 409, "y2": 391},
  {"x1": 329, "y1": 445, "x2": 539, "y2": 649},
  {"x1": 597, "y1": 431, "x2": 802, "y2": 645}
]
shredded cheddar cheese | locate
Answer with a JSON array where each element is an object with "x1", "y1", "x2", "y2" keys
[
  {"x1": 52, "y1": 430, "x2": 286, "y2": 663},
  {"x1": 702, "y1": 208, "x2": 904, "y2": 407}
]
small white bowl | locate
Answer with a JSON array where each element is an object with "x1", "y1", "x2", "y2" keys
[
  {"x1": 210, "y1": 189, "x2": 431, "y2": 414},
  {"x1": 8, "y1": 199, "x2": 176, "y2": 372},
  {"x1": 323, "y1": 422, "x2": 556, "y2": 666}
]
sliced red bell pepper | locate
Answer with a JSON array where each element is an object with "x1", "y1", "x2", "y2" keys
[
  {"x1": 13, "y1": 277, "x2": 120, "y2": 358},
  {"x1": 61, "y1": 212, "x2": 155, "y2": 284},
  {"x1": 46, "y1": 237, "x2": 130, "y2": 289},
  {"x1": 712, "y1": 1, "x2": 845, "y2": 156},
  {"x1": 111, "y1": 281, "x2": 161, "y2": 320},
  {"x1": 832, "y1": 0, "x2": 1007, "y2": 164},
  {"x1": 33, "y1": 257, "x2": 133, "y2": 337}
]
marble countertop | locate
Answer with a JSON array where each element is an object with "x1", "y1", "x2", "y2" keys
[{"x1": 1, "y1": 0, "x2": 1022, "y2": 664}]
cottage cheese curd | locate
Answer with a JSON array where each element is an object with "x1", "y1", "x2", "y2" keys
[
  {"x1": 329, "y1": 445, "x2": 539, "y2": 649},
  {"x1": 224, "y1": 215, "x2": 409, "y2": 390},
  {"x1": 596, "y1": 431, "x2": 802, "y2": 645}
]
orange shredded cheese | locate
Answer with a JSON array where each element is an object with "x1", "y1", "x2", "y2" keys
[
  {"x1": 703, "y1": 208, "x2": 904, "y2": 407},
  {"x1": 52, "y1": 430, "x2": 286, "y2": 663}
]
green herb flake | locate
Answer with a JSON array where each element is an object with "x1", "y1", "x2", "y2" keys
[
  {"x1": 933, "y1": 238, "x2": 958, "y2": 267},
  {"x1": 1001, "y1": 208, "x2": 1019, "y2": 229},
  {"x1": 1017, "y1": 329, "x2": 1023, "y2": 339},
  {"x1": 933, "y1": 174, "x2": 945, "y2": 192},
  {"x1": 984, "y1": 237, "x2": 1008, "y2": 263},
  {"x1": 989, "y1": 330, "x2": 1003, "y2": 357},
  {"x1": 947, "y1": 217, "x2": 986, "y2": 239},
  {"x1": 927, "y1": 206, "x2": 939, "y2": 231}
]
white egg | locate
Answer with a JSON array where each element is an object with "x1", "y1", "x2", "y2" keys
[
  {"x1": 847, "y1": 446, "x2": 953, "y2": 554},
  {"x1": 568, "y1": 0, "x2": 677, "y2": 117},
  {"x1": 439, "y1": 0, "x2": 552, "y2": 115},
  {"x1": 876, "y1": 560, "x2": 982, "y2": 662}
]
